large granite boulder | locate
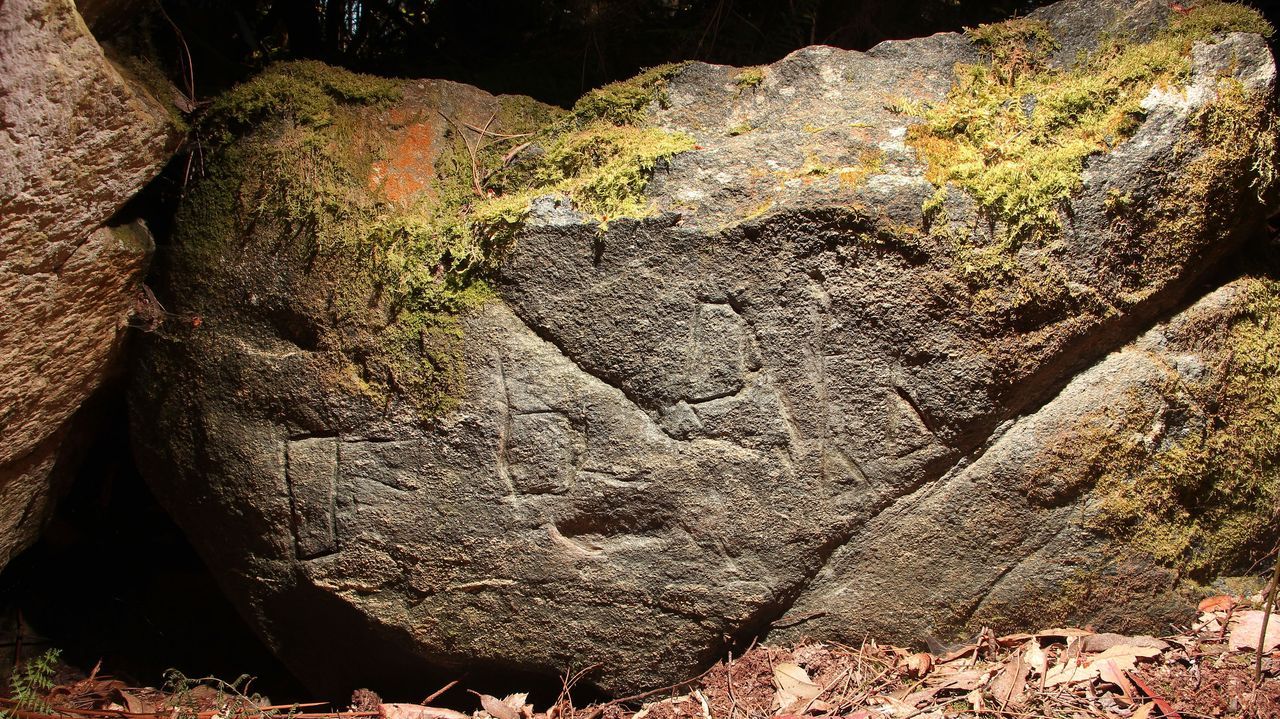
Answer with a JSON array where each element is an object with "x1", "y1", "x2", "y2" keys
[
  {"x1": 0, "y1": 0, "x2": 183, "y2": 568},
  {"x1": 132, "y1": 0, "x2": 1279, "y2": 695}
]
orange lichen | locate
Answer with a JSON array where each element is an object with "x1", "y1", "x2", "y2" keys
[{"x1": 369, "y1": 112, "x2": 444, "y2": 204}]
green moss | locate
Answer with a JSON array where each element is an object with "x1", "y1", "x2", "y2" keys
[
  {"x1": 890, "y1": 1, "x2": 1277, "y2": 334},
  {"x1": 203, "y1": 60, "x2": 401, "y2": 144},
  {"x1": 570, "y1": 63, "x2": 687, "y2": 125},
  {"x1": 1172, "y1": 2, "x2": 1275, "y2": 38},
  {"x1": 965, "y1": 18, "x2": 1057, "y2": 86},
  {"x1": 109, "y1": 222, "x2": 153, "y2": 253},
  {"x1": 1094, "y1": 277, "x2": 1280, "y2": 574},
  {"x1": 734, "y1": 67, "x2": 765, "y2": 91},
  {"x1": 175, "y1": 60, "x2": 694, "y2": 417},
  {"x1": 908, "y1": 2, "x2": 1274, "y2": 247},
  {"x1": 1106, "y1": 76, "x2": 1279, "y2": 302},
  {"x1": 474, "y1": 66, "x2": 695, "y2": 236},
  {"x1": 1029, "y1": 276, "x2": 1280, "y2": 578}
]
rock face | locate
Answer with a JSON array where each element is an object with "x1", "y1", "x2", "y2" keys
[
  {"x1": 0, "y1": 0, "x2": 182, "y2": 567},
  {"x1": 133, "y1": 0, "x2": 1279, "y2": 696}
]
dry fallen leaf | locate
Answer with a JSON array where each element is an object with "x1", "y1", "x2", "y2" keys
[
  {"x1": 383, "y1": 703, "x2": 471, "y2": 719},
  {"x1": 1024, "y1": 640, "x2": 1048, "y2": 685},
  {"x1": 965, "y1": 688, "x2": 986, "y2": 713},
  {"x1": 1043, "y1": 659, "x2": 1096, "y2": 687},
  {"x1": 1095, "y1": 659, "x2": 1136, "y2": 698},
  {"x1": 988, "y1": 651, "x2": 1027, "y2": 708},
  {"x1": 1079, "y1": 634, "x2": 1170, "y2": 653},
  {"x1": 928, "y1": 668, "x2": 990, "y2": 692},
  {"x1": 1194, "y1": 612, "x2": 1224, "y2": 634},
  {"x1": 772, "y1": 662, "x2": 822, "y2": 713},
  {"x1": 118, "y1": 690, "x2": 160, "y2": 714},
  {"x1": 1088, "y1": 644, "x2": 1163, "y2": 665},
  {"x1": 1228, "y1": 610, "x2": 1280, "y2": 652},
  {"x1": 1131, "y1": 703, "x2": 1155, "y2": 719},
  {"x1": 901, "y1": 687, "x2": 942, "y2": 707},
  {"x1": 1035, "y1": 628, "x2": 1094, "y2": 639},
  {"x1": 936, "y1": 644, "x2": 978, "y2": 663},
  {"x1": 479, "y1": 694, "x2": 521, "y2": 719},
  {"x1": 905, "y1": 652, "x2": 934, "y2": 678},
  {"x1": 1198, "y1": 594, "x2": 1237, "y2": 613}
]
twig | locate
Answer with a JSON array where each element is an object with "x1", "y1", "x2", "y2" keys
[
  {"x1": 723, "y1": 650, "x2": 738, "y2": 719},
  {"x1": 1256, "y1": 540, "x2": 1280, "y2": 685},
  {"x1": 461, "y1": 122, "x2": 534, "y2": 141},
  {"x1": 502, "y1": 142, "x2": 533, "y2": 167},
  {"x1": 832, "y1": 665, "x2": 895, "y2": 713},
  {"x1": 555, "y1": 662, "x2": 602, "y2": 718},
  {"x1": 769, "y1": 611, "x2": 825, "y2": 629},
  {"x1": 1125, "y1": 671, "x2": 1182, "y2": 719},
  {"x1": 800, "y1": 665, "x2": 850, "y2": 715},
  {"x1": 435, "y1": 111, "x2": 485, "y2": 197},
  {"x1": 421, "y1": 680, "x2": 458, "y2": 705},
  {"x1": 581, "y1": 662, "x2": 722, "y2": 719}
]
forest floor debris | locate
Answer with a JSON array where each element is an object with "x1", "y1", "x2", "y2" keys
[{"x1": 3, "y1": 595, "x2": 1277, "y2": 719}]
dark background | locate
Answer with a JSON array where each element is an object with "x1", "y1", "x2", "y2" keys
[
  {"x1": 148, "y1": 0, "x2": 1048, "y2": 106},
  {"x1": 3, "y1": 0, "x2": 1279, "y2": 707}
]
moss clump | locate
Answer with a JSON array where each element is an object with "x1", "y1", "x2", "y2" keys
[
  {"x1": 175, "y1": 60, "x2": 694, "y2": 417},
  {"x1": 203, "y1": 60, "x2": 401, "y2": 144},
  {"x1": 1029, "y1": 276, "x2": 1280, "y2": 578},
  {"x1": 734, "y1": 67, "x2": 765, "y2": 91},
  {"x1": 1088, "y1": 277, "x2": 1280, "y2": 574},
  {"x1": 908, "y1": 2, "x2": 1274, "y2": 247},
  {"x1": 569, "y1": 63, "x2": 687, "y2": 125},
  {"x1": 836, "y1": 148, "x2": 885, "y2": 189},
  {"x1": 468, "y1": 65, "x2": 695, "y2": 235},
  {"x1": 965, "y1": 18, "x2": 1057, "y2": 86},
  {"x1": 1098, "y1": 76, "x2": 1280, "y2": 303}
]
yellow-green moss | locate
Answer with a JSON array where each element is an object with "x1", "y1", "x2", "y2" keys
[
  {"x1": 109, "y1": 222, "x2": 153, "y2": 252},
  {"x1": 569, "y1": 63, "x2": 687, "y2": 125},
  {"x1": 1027, "y1": 277, "x2": 1280, "y2": 578},
  {"x1": 908, "y1": 2, "x2": 1274, "y2": 247},
  {"x1": 1106, "y1": 76, "x2": 1279, "y2": 302},
  {"x1": 1090, "y1": 277, "x2": 1280, "y2": 574},
  {"x1": 890, "y1": 1, "x2": 1277, "y2": 335},
  {"x1": 176, "y1": 60, "x2": 695, "y2": 416},
  {"x1": 734, "y1": 67, "x2": 765, "y2": 92},
  {"x1": 203, "y1": 60, "x2": 401, "y2": 144},
  {"x1": 836, "y1": 148, "x2": 885, "y2": 189}
]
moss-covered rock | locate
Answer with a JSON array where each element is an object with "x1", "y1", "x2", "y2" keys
[
  {"x1": 905, "y1": 2, "x2": 1279, "y2": 324},
  {"x1": 134, "y1": 0, "x2": 1280, "y2": 698},
  {"x1": 160, "y1": 60, "x2": 694, "y2": 418}
]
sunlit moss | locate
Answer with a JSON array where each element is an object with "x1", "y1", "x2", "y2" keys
[
  {"x1": 1025, "y1": 276, "x2": 1280, "y2": 577},
  {"x1": 174, "y1": 60, "x2": 695, "y2": 416},
  {"x1": 734, "y1": 67, "x2": 765, "y2": 91},
  {"x1": 836, "y1": 148, "x2": 886, "y2": 189},
  {"x1": 569, "y1": 63, "x2": 686, "y2": 125},
  {"x1": 908, "y1": 2, "x2": 1274, "y2": 247},
  {"x1": 202, "y1": 60, "x2": 400, "y2": 144},
  {"x1": 1088, "y1": 277, "x2": 1280, "y2": 573}
]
